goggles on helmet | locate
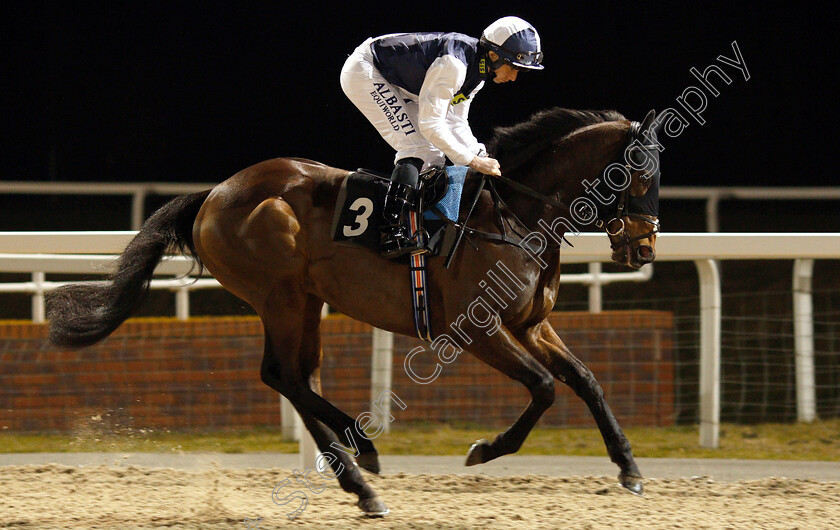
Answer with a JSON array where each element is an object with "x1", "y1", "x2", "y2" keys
[{"x1": 479, "y1": 36, "x2": 544, "y2": 71}]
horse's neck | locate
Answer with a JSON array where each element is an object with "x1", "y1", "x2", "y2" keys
[{"x1": 501, "y1": 122, "x2": 630, "y2": 232}]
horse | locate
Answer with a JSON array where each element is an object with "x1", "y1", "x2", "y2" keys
[{"x1": 47, "y1": 107, "x2": 662, "y2": 517}]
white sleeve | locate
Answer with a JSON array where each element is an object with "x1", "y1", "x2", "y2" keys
[
  {"x1": 417, "y1": 55, "x2": 480, "y2": 166},
  {"x1": 448, "y1": 81, "x2": 486, "y2": 156}
]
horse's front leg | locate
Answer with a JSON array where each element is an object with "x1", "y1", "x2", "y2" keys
[
  {"x1": 521, "y1": 321, "x2": 644, "y2": 495},
  {"x1": 461, "y1": 327, "x2": 556, "y2": 465}
]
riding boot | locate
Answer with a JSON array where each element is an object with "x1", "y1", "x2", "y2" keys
[{"x1": 380, "y1": 181, "x2": 424, "y2": 258}]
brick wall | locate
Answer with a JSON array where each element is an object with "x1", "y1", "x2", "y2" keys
[{"x1": 0, "y1": 311, "x2": 673, "y2": 432}]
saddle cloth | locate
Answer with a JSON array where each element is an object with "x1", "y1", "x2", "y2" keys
[
  {"x1": 331, "y1": 166, "x2": 467, "y2": 255},
  {"x1": 424, "y1": 165, "x2": 468, "y2": 222}
]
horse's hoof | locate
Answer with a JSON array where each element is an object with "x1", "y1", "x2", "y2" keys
[
  {"x1": 356, "y1": 451, "x2": 380, "y2": 474},
  {"x1": 357, "y1": 496, "x2": 389, "y2": 517},
  {"x1": 465, "y1": 439, "x2": 490, "y2": 466},
  {"x1": 619, "y1": 472, "x2": 644, "y2": 496}
]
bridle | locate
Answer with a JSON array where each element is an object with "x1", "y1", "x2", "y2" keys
[
  {"x1": 596, "y1": 186, "x2": 660, "y2": 251},
  {"x1": 594, "y1": 121, "x2": 660, "y2": 251},
  {"x1": 495, "y1": 120, "x2": 661, "y2": 249},
  {"x1": 443, "y1": 119, "x2": 660, "y2": 266}
]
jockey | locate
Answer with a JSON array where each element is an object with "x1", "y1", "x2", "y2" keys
[{"x1": 340, "y1": 16, "x2": 544, "y2": 258}]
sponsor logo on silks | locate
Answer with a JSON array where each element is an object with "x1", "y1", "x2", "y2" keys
[
  {"x1": 371, "y1": 82, "x2": 417, "y2": 136},
  {"x1": 478, "y1": 58, "x2": 486, "y2": 75},
  {"x1": 450, "y1": 93, "x2": 468, "y2": 106}
]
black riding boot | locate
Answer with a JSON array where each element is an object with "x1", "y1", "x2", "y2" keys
[
  {"x1": 381, "y1": 181, "x2": 424, "y2": 258},
  {"x1": 381, "y1": 158, "x2": 424, "y2": 258}
]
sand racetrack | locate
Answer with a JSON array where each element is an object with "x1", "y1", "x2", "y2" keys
[{"x1": 2, "y1": 463, "x2": 839, "y2": 529}]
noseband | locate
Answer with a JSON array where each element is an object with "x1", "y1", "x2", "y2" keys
[{"x1": 596, "y1": 186, "x2": 660, "y2": 250}]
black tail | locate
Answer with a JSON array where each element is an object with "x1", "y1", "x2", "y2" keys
[{"x1": 46, "y1": 190, "x2": 212, "y2": 348}]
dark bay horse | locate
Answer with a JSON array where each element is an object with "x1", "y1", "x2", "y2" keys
[{"x1": 47, "y1": 108, "x2": 662, "y2": 516}]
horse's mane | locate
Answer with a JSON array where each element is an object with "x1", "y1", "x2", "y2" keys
[{"x1": 487, "y1": 108, "x2": 626, "y2": 171}]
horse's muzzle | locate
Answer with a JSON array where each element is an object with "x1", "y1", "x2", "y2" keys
[
  {"x1": 611, "y1": 241, "x2": 656, "y2": 269},
  {"x1": 636, "y1": 245, "x2": 655, "y2": 265}
]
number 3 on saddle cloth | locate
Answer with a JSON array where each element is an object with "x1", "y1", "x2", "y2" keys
[{"x1": 331, "y1": 165, "x2": 468, "y2": 341}]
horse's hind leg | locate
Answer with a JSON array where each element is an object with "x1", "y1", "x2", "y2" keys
[
  {"x1": 523, "y1": 321, "x2": 644, "y2": 495},
  {"x1": 292, "y1": 405, "x2": 388, "y2": 516},
  {"x1": 259, "y1": 292, "x2": 387, "y2": 515}
]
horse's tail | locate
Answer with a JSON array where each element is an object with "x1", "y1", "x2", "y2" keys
[{"x1": 46, "y1": 190, "x2": 212, "y2": 348}]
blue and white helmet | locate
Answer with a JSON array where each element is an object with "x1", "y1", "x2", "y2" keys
[{"x1": 480, "y1": 16, "x2": 544, "y2": 71}]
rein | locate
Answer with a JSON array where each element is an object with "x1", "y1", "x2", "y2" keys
[
  {"x1": 442, "y1": 173, "x2": 570, "y2": 268},
  {"x1": 493, "y1": 174, "x2": 569, "y2": 211},
  {"x1": 443, "y1": 120, "x2": 660, "y2": 265}
]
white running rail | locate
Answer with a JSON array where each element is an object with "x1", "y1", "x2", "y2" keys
[
  {"x1": 4, "y1": 181, "x2": 840, "y2": 231},
  {"x1": 0, "y1": 232, "x2": 838, "y2": 456}
]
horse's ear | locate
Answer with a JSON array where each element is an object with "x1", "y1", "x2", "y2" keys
[
  {"x1": 653, "y1": 116, "x2": 665, "y2": 135},
  {"x1": 640, "y1": 109, "x2": 656, "y2": 132}
]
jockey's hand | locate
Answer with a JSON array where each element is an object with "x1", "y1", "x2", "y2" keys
[{"x1": 468, "y1": 155, "x2": 502, "y2": 176}]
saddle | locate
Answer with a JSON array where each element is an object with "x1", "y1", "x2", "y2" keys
[
  {"x1": 331, "y1": 165, "x2": 468, "y2": 342},
  {"x1": 331, "y1": 166, "x2": 467, "y2": 258}
]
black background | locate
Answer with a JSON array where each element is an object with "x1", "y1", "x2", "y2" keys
[{"x1": 3, "y1": 1, "x2": 837, "y2": 190}]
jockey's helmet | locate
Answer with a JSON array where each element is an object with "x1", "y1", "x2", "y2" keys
[{"x1": 480, "y1": 16, "x2": 544, "y2": 71}]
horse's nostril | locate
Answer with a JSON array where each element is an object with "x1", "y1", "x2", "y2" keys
[{"x1": 637, "y1": 245, "x2": 654, "y2": 262}]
